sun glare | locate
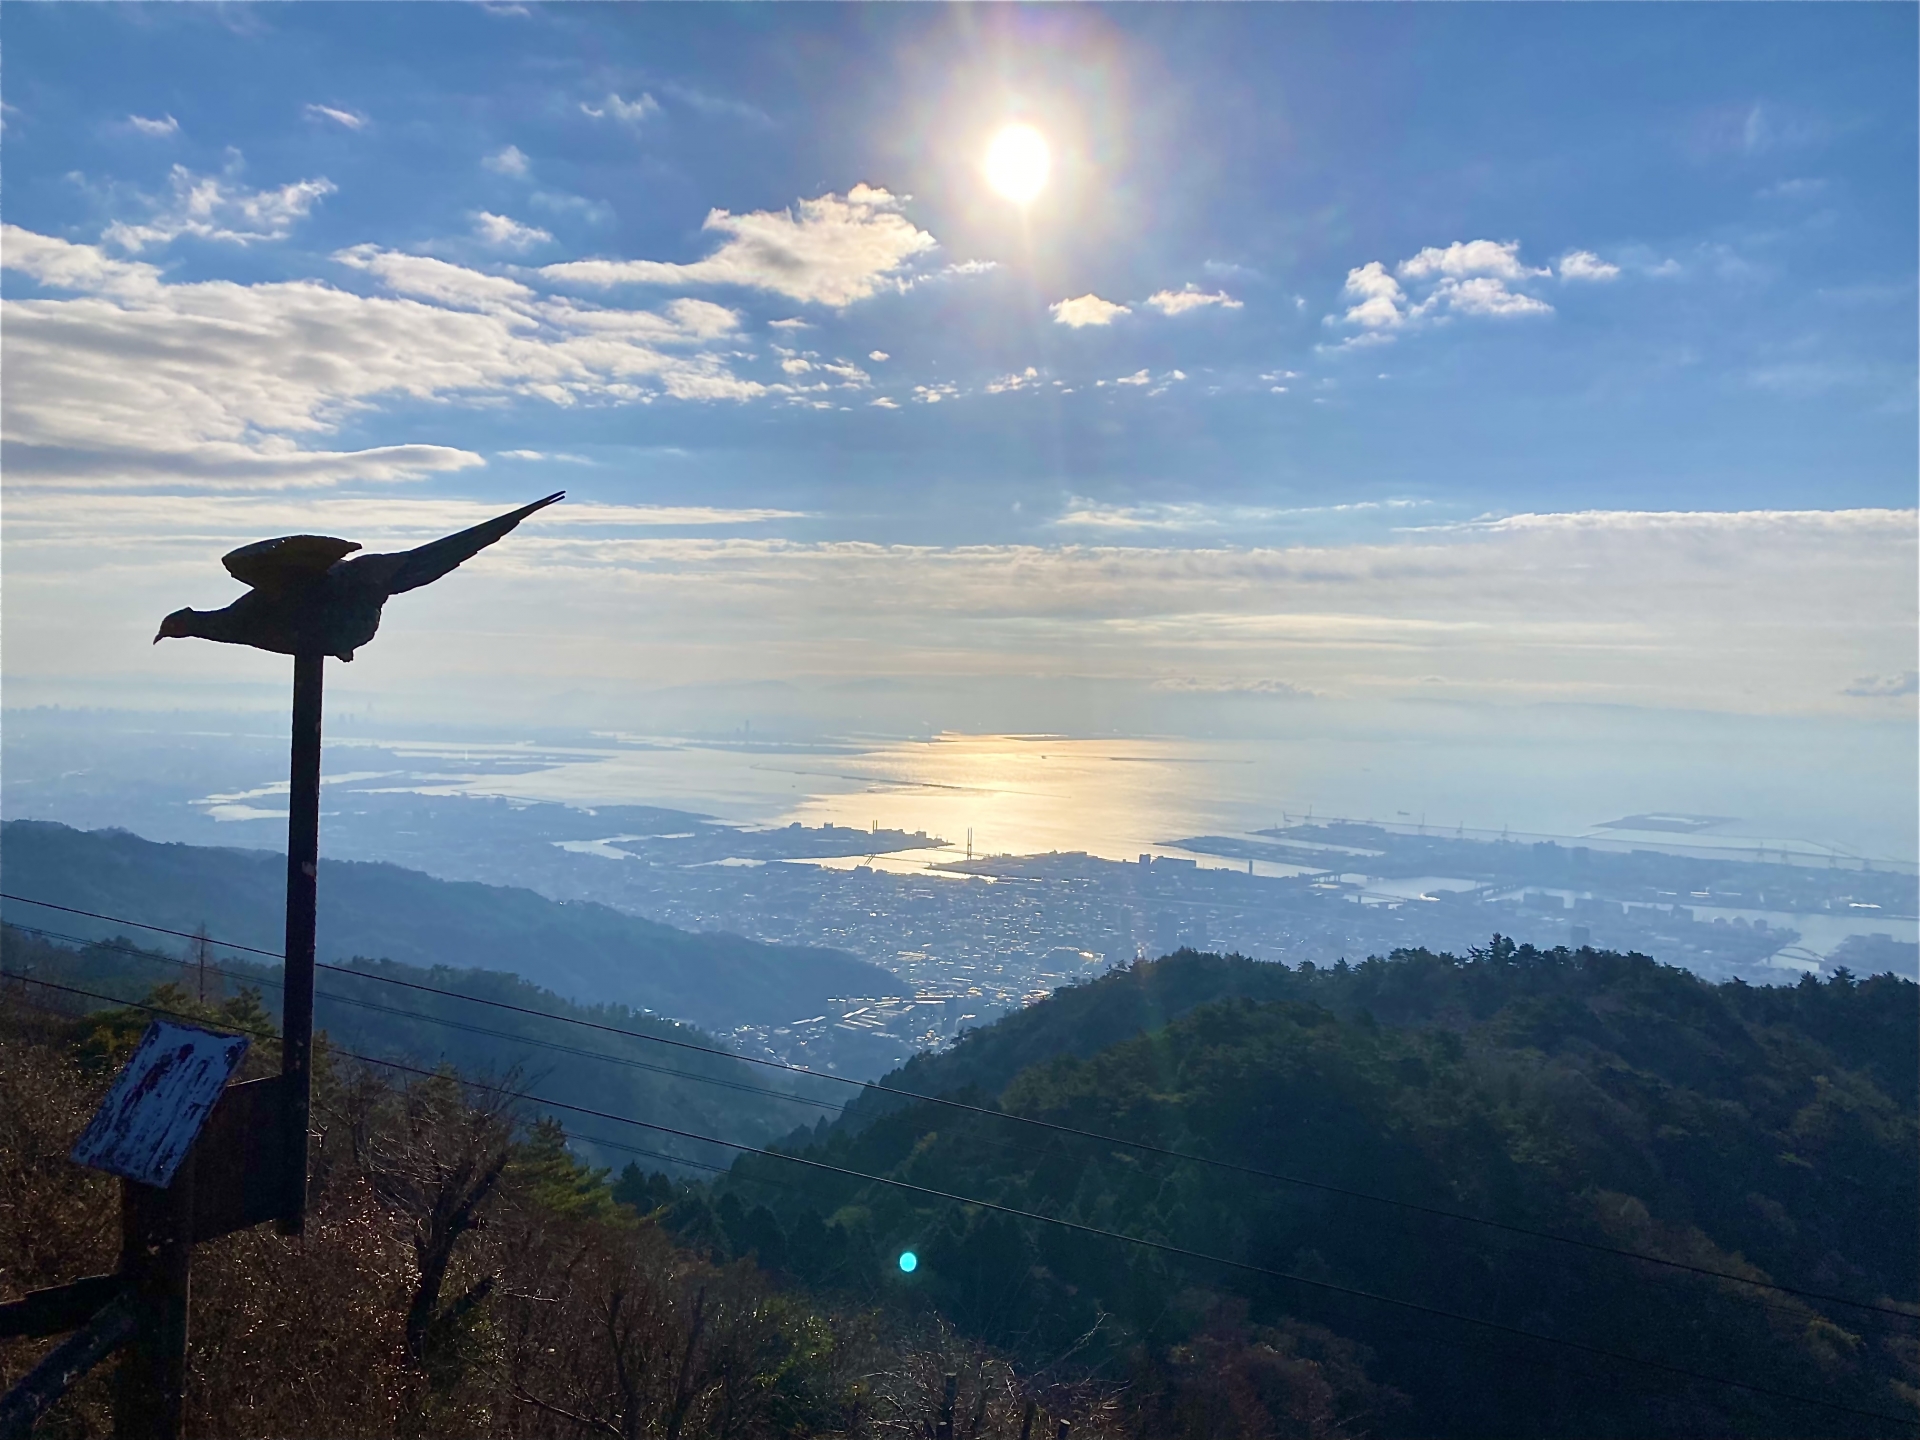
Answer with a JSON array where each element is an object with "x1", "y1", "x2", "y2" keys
[{"x1": 984, "y1": 124, "x2": 1050, "y2": 205}]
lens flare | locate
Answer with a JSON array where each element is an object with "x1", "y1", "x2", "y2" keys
[
  {"x1": 984, "y1": 125, "x2": 1050, "y2": 205},
  {"x1": 898, "y1": 1250, "x2": 919, "y2": 1273}
]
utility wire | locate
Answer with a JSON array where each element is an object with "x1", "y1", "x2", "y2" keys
[
  {"x1": 1, "y1": 922, "x2": 1187, "y2": 1181},
  {"x1": 5, "y1": 892, "x2": 1916, "y2": 1324},
  {"x1": 3, "y1": 919, "x2": 846, "y2": 1116},
  {"x1": 11, "y1": 923, "x2": 1892, "y2": 1341},
  {"x1": 4, "y1": 969, "x2": 1914, "y2": 1432}
]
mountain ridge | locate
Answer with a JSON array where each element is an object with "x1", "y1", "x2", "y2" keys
[{"x1": 0, "y1": 819, "x2": 908, "y2": 1031}]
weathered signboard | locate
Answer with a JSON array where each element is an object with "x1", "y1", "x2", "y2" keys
[{"x1": 69, "y1": 1021, "x2": 249, "y2": 1188}]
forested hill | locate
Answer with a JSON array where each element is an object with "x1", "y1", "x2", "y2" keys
[
  {"x1": 0, "y1": 820, "x2": 907, "y2": 1029},
  {"x1": 706, "y1": 943, "x2": 1918, "y2": 1436},
  {"x1": 846, "y1": 939, "x2": 1916, "y2": 1124}
]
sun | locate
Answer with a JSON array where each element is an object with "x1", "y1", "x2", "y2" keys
[{"x1": 983, "y1": 124, "x2": 1050, "y2": 205}]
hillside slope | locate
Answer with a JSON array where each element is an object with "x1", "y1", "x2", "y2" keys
[
  {"x1": 0, "y1": 821, "x2": 907, "y2": 1029},
  {"x1": 713, "y1": 944, "x2": 1918, "y2": 1437}
]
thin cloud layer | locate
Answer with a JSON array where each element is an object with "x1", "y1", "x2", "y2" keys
[
  {"x1": 1147, "y1": 285, "x2": 1243, "y2": 316},
  {"x1": 304, "y1": 104, "x2": 368, "y2": 130},
  {"x1": 483, "y1": 145, "x2": 531, "y2": 177},
  {"x1": 541, "y1": 185, "x2": 940, "y2": 307},
  {"x1": 580, "y1": 92, "x2": 660, "y2": 123},
  {"x1": 11, "y1": 504, "x2": 1910, "y2": 720},
  {"x1": 103, "y1": 162, "x2": 336, "y2": 253}
]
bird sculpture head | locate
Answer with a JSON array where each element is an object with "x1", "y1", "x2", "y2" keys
[{"x1": 154, "y1": 608, "x2": 199, "y2": 644}]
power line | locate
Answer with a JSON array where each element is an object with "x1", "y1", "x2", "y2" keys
[
  {"x1": 5, "y1": 893, "x2": 1915, "y2": 1324},
  {"x1": 4, "y1": 970, "x2": 1914, "y2": 1431},
  {"x1": 1, "y1": 922, "x2": 1156, "y2": 1183},
  {"x1": 11, "y1": 924, "x2": 1894, "y2": 1341},
  {"x1": 3, "y1": 919, "x2": 845, "y2": 1116}
]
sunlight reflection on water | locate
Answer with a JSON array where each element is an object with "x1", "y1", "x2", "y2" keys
[{"x1": 337, "y1": 729, "x2": 1916, "y2": 870}]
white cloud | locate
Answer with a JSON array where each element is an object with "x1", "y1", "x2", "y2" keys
[
  {"x1": 1049, "y1": 293, "x2": 1130, "y2": 328},
  {"x1": 581, "y1": 92, "x2": 661, "y2": 123},
  {"x1": 1434, "y1": 276, "x2": 1553, "y2": 318},
  {"x1": 1146, "y1": 285, "x2": 1243, "y2": 316},
  {"x1": 541, "y1": 185, "x2": 937, "y2": 307},
  {"x1": 1, "y1": 225, "x2": 768, "y2": 490},
  {"x1": 483, "y1": 145, "x2": 531, "y2": 177},
  {"x1": 471, "y1": 211, "x2": 554, "y2": 251},
  {"x1": 1113, "y1": 369, "x2": 1152, "y2": 386},
  {"x1": 102, "y1": 161, "x2": 335, "y2": 252},
  {"x1": 868, "y1": 350, "x2": 889, "y2": 362},
  {"x1": 128, "y1": 114, "x2": 180, "y2": 137},
  {"x1": 870, "y1": 396, "x2": 899, "y2": 409},
  {"x1": 659, "y1": 298, "x2": 741, "y2": 340},
  {"x1": 304, "y1": 104, "x2": 368, "y2": 130},
  {"x1": 1338, "y1": 262, "x2": 1408, "y2": 329},
  {"x1": 986, "y1": 366, "x2": 1040, "y2": 394},
  {"x1": 912, "y1": 382, "x2": 958, "y2": 404},
  {"x1": 1332, "y1": 241, "x2": 1562, "y2": 339},
  {"x1": 2, "y1": 225, "x2": 167, "y2": 299},
  {"x1": 334, "y1": 245, "x2": 536, "y2": 311},
  {"x1": 768, "y1": 317, "x2": 810, "y2": 330},
  {"x1": 1558, "y1": 250, "x2": 1621, "y2": 282},
  {"x1": 1399, "y1": 240, "x2": 1547, "y2": 283}
]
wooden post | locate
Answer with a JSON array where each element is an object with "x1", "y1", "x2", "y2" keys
[
  {"x1": 0, "y1": 1296, "x2": 137, "y2": 1440},
  {"x1": 115, "y1": 1157, "x2": 194, "y2": 1440},
  {"x1": 936, "y1": 1373, "x2": 956, "y2": 1440},
  {"x1": 279, "y1": 652, "x2": 323, "y2": 1234},
  {"x1": 1018, "y1": 1399, "x2": 1035, "y2": 1440}
]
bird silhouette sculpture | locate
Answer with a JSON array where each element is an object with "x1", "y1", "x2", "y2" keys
[{"x1": 155, "y1": 492, "x2": 563, "y2": 661}]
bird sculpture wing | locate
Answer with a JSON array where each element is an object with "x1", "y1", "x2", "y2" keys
[
  {"x1": 222, "y1": 535, "x2": 363, "y2": 597},
  {"x1": 335, "y1": 492, "x2": 564, "y2": 597}
]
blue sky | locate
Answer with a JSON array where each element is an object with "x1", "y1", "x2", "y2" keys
[{"x1": 2, "y1": 3, "x2": 1915, "y2": 737}]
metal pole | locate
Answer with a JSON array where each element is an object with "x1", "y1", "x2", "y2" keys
[{"x1": 278, "y1": 651, "x2": 323, "y2": 1234}]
